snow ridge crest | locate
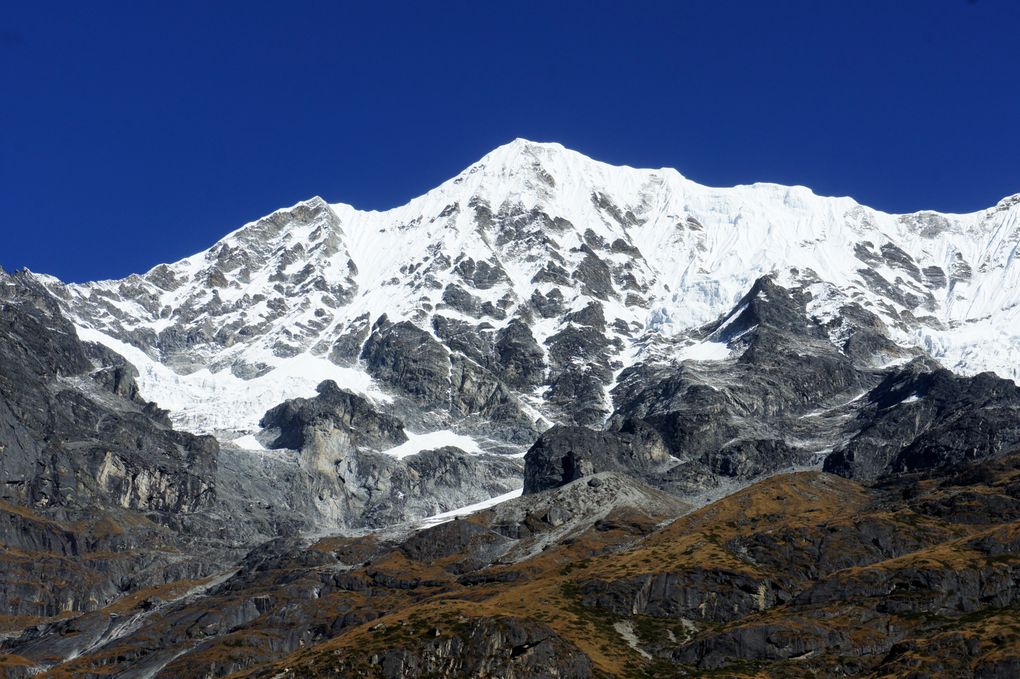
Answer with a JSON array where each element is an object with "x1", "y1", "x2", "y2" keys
[{"x1": 36, "y1": 141, "x2": 1020, "y2": 440}]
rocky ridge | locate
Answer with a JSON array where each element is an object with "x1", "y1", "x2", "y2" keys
[{"x1": 22, "y1": 139, "x2": 1020, "y2": 534}]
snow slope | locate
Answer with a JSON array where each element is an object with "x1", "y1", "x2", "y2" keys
[
  {"x1": 38, "y1": 139, "x2": 1020, "y2": 439},
  {"x1": 415, "y1": 487, "x2": 524, "y2": 528}
]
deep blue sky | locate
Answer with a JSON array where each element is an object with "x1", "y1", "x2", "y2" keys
[{"x1": 3, "y1": 1, "x2": 1018, "y2": 282}]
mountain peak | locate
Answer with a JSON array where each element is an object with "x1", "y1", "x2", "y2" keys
[
  {"x1": 495, "y1": 137, "x2": 567, "y2": 154},
  {"x1": 466, "y1": 137, "x2": 571, "y2": 176},
  {"x1": 36, "y1": 141, "x2": 1020, "y2": 441}
]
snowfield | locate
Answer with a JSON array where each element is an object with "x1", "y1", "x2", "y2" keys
[{"x1": 381, "y1": 430, "x2": 484, "y2": 459}]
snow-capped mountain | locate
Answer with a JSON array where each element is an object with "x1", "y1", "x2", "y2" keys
[
  {"x1": 8, "y1": 140, "x2": 1020, "y2": 675},
  {"x1": 38, "y1": 139, "x2": 1020, "y2": 448}
]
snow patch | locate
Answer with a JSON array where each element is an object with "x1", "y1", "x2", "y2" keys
[
  {"x1": 41, "y1": 139, "x2": 1020, "y2": 448},
  {"x1": 232, "y1": 434, "x2": 265, "y2": 450},
  {"x1": 381, "y1": 430, "x2": 483, "y2": 460},
  {"x1": 75, "y1": 326, "x2": 388, "y2": 435},
  {"x1": 678, "y1": 341, "x2": 732, "y2": 362},
  {"x1": 416, "y1": 487, "x2": 524, "y2": 528}
]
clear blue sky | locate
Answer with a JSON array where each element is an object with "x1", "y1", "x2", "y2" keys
[{"x1": 3, "y1": 1, "x2": 1018, "y2": 282}]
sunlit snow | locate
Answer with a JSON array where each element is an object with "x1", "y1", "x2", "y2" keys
[
  {"x1": 381, "y1": 430, "x2": 484, "y2": 459},
  {"x1": 43, "y1": 139, "x2": 1020, "y2": 442},
  {"x1": 75, "y1": 326, "x2": 388, "y2": 435},
  {"x1": 232, "y1": 434, "x2": 266, "y2": 450},
  {"x1": 677, "y1": 341, "x2": 732, "y2": 362},
  {"x1": 416, "y1": 487, "x2": 524, "y2": 528}
]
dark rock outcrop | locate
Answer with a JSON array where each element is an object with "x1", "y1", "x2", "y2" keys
[
  {"x1": 0, "y1": 269, "x2": 267, "y2": 625},
  {"x1": 260, "y1": 379, "x2": 407, "y2": 451},
  {"x1": 361, "y1": 319, "x2": 452, "y2": 408},
  {"x1": 523, "y1": 423, "x2": 670, "y2": 493},
  {"x1": 493, "y1": 319, "x2": 546, "y2": 390},
  {"x1": 825, "y1": 362, "x2": 1020, "y2": 480}
]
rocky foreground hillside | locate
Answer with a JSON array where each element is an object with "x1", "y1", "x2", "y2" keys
[
  {"x1": 4, "y1": 453, "x2": 1019, "y2": 677},
  {"x1": 1, "y1": 141, "x2": 1019, "y2": 675}
]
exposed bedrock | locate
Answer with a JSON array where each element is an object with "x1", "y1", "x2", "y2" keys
[
  {"x1": 255, "y1": 381, "x2": 523, "y2": 529},
  {"x1": 524, "y1": 276, "x2": 1020, "y2": 497}
]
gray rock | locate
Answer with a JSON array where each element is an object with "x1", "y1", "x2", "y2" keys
[
  {"x1": 361, "y1": 319, "x2": 452, "y2": 408},
  {"x1": 824, "y1": 363, "x2": 1020, "y2": 480},
  {"x1": 260, "y1": 379, "x2": 408, "y2": 451},
  {"x1": 329, "y1": 312, "x2": 371, "y2": 365},
  {"x1": 571, "y1": 245, "x2": 615, "y2": 300},
  {"x1": 454, "y1": 257, "x2": 509, "y2": 290},
  {"x1": 523, "y1": 424, "x2": 671, "y2": 494},
  {"x1": 493, "y1": 319, "x2": 546, "y2": 390},
  {"x1": 441, "y1": 283, "x2": 482, "y2": 316}
]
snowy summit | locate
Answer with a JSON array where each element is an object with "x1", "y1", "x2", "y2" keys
[{"x1": 36, "y1": 139, "x2": 1020, "y2": 448}]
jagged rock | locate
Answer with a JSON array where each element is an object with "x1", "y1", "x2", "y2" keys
[
  {"x1": 6, "y1": 141, "x2": 1020, "y2": 676},
  {"x1": 675, "y1": 621, "x2": 839, "y2": 669},
  {"x1": 431, "y1": 315, "x2": 492, "y2": 365},
  {"x1": 399, "y1": 519, "x2": 501, "y2": 562},
  {"x1": 340, "y1": 617, "x2": 594, "y2": 679},
  {"x1": 571, "y1": 245, "x2": 615, "y2": 300},
  {"x1": 923, "y1": 264, "x2": 948, "y2": 288},
  {"x1": 564, "y1": 300, "x2": 606, "y2": 332},
  {"x1": 454, "y1": 258, "x2": 509, "y2": 290},
  {"x1": 448, "y1": 355, "x2": 541, "y2": 443},
  {"x1": 701, "y1": 438, "x2": 810, "y2": 479},
  {"x1": 825, "y1": 363, "x2": 1020, "y2": 480},
  {"x1": 401, "y1": 447, "x2": 523, "y2": 518},
  {"x1": 0, "y1": 269, "x2": 270, "y2": 627},
  {"x1": 529, "y1": 287, "x2": 565, "y2": 317},
  {"x1": 441, "y1": 283, "x2": 481, "y2": 316},
  {"x1": 523, "y1": 424, "x2": 670, "y2": 494},
  {"x1": 880, "y1": 241, "x2": 923, "y2": 281},
  {"x1": 329, "y1": 312, "x2": 371, "y2": 365},
  {"x1": 361, "y1": 320, "x2": 451, "y2": 407},
  {"x1": 83, "y1": 341, "x2": 145, "y2": 402},
  {"x1": 260, "y1": 379, "x2": 407, "y2": 451},
  {"x1": 579, "y1": 567, "x2": 779, "y2": 623},
  {"x1": 493, "y1": 319, "x2": 546, "y2": 390}
]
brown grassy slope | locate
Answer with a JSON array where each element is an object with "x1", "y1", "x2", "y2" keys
[
  {"x1": 233, "y1": 457, "x2": 1020, "y2": 678},
  {"x1": 11, "y1": 456, "x2": 1020, "y2": 678}
]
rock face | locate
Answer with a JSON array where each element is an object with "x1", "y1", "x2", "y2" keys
[
  {"x1": 0, "y1": 472, "x2": 688, "y2": 677},
  {"x1": 493, "y1": 319, "x2": 546, "y2": 390},
  {"x1": 522, "y1": 275, "x2": 1020, "y2": 499},
  {"x1": 523, "y1": 423, "x2": 671, "y2": 493},
  {"x1": 0, "y1": 266, "x2": 526, "y2": 669},
  {"x1": 0, "y1": 269, "x2": 217, "y2": 517},
  {"x1": 336, "y1": 617, "x2": 595, "y2": 679},
  {"x1": 254, "y1": 380, "x2": 523, "y2": 530},
  {"x1": 0, "y1": 269, "x2": 267, "y2": 624},
  {"x1": 359, "y1": 317, "x2": 541, "y2": 443},
  {"x1": 361, "y1": 319, "x2": 453, "y2": 410},
  {"x1": 0, "y1": 268, "x2": 512, "y2": 642},
  {"x1": 260, "y1": 380, "x2": 408, "y2": 452},
  {"x1": 825, "y1": 363, "x2": 1020, "y2": 480},
  {"x1": 7, "y1": 256, "x2": 1018, "y2": 672}
]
